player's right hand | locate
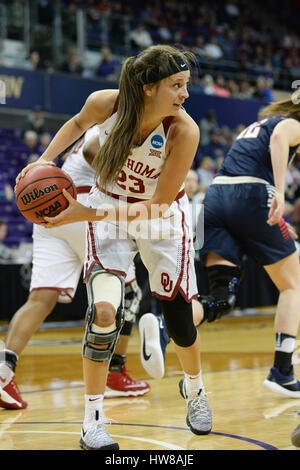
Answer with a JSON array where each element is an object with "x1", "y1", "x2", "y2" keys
[
  {"x1": 267, "y1": 192, "x2": 285, "y2": 226},
  {"x1": 15, "y1": 158, "x2": 56, "y2": 186}
]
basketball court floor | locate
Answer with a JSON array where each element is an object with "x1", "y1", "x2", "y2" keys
[{"x1": 0, "y1": 313, "x2": 299, "y2": 451}]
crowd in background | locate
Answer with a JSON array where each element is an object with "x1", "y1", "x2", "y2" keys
[{"x1": 1, "y1": 0, "x2": 300, "y2": 94}]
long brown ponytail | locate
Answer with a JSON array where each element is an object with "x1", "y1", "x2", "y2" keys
[
  {"x1": 92, "y1": 45, "x2": 196, "y2": 189},
  {"x1": 259, "y1": 91, "x2": 300, "y2": 121}
]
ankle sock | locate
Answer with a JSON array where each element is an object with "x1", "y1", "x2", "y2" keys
[
  {"x1": 84, "y1": 394, "x2": 104, "y2": 424},
  {"x1": 1, "y1": 349, "x2": 18, "y2": 372},
  {"x1": 274, "y1": 332, "x2": 296, "y2": 376},
  {"x1": 184, "y1": 371, "x2": 203, "y2": 395}
]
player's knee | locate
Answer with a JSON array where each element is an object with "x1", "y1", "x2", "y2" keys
[
  {"x1": 83, "y1": 269, "x2": 125, "y2": 362},
  {"x1": 93, "y1": 301, "x2": 116, "y2": 328},
  {"x1": 162, "y1": 292, "x2": 197, "y2": 348}
]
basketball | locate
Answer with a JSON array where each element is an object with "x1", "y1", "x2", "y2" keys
[{"x1": 15, "y1": 165, "x2": 77, "y2": 224}]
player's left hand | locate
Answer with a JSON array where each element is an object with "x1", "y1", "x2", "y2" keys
[
  {"x1": 42, "y1": 189, "x2": 94, "y2": 227},
  {"x1": 267, "y1": 192, "x2": 285, "y2": 226}
]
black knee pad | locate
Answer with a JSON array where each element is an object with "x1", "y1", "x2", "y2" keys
[
  {"x1": 200, "y1": 265, "x2": 243, "y2": 323},
  {"x1": 120, "y1": 320, "x2": 133, "y2": 336},
  {"x1": 162, "y1": 292, "x2": 197, "y2": 347}
]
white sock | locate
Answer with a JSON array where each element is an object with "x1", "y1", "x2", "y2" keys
[
  {"x1": 84, "y1": 394, "x2": 104, "y2": 425},
  {"x1": 184, "y1": 371, "x2": 203, "y2": 396}
]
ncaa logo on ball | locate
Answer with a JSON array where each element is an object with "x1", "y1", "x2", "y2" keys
[{"x1": 151, "y1": 135, "x2": 164, "y2": 149}]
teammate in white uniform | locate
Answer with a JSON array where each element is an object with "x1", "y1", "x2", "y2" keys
[
  {"x1": 0, "y1": 125, "x2": 149, "y2": 410},
  {"x1": 17, "y1": 44, "x2": 212, "y2": 450}
]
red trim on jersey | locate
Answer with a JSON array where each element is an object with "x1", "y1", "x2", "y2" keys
[
  {"x1": 30, "y1": 287, "x2": 73, "y2": 301},
  {"x1": 151, "y1": 196, "x2": 196, "y2": 302},
  {"x1": 111, "y1": 95, "x2": 119, "y2": 115},
  {"x1": 162, "y1": 116, "x2": 174, "y2": 135},
  {"x1": 76, "y1": 186, "x2": 92, "y2": 194},
  {"x1": 125, "y1": 277, "x2": 136, "y2": 286},
  {"x1": 96, "y1": 183, "x2": 185, "y2": 203}
]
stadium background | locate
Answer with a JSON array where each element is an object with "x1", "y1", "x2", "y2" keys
[{"x1": 0, "y1": 0, "x2": 299, "y2": 323}]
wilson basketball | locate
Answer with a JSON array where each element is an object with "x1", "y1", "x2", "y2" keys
[{"x1": 15, "y1": 165, "x2": 77, "y2": 224}]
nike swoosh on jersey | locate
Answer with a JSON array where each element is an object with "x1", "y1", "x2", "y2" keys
[{"x1": 142, "y1": 330, "x2": 151, "y2": 361}]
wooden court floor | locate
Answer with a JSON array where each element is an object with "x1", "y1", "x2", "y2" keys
[{"x1": 0, "y1": 313, "x2": 300, "y2": 452}]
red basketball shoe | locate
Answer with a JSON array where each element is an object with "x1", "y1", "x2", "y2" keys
[
  {"x1": 0, "y1": 364, "x2": 27, "y2": 409},
  {"x1": 105, "y1": 366, "x2": 150, "y2": 398}
]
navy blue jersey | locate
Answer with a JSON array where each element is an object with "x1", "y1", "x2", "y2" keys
[{"x1": 218, "y1": 116, "x2": 298, "y2": 185}]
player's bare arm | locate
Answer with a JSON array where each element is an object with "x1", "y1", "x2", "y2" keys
[
  {"x1": 268, "y1": 118, "x2": 300, "y2": 225},
  {"x1": 16, "y1": 90, "x2": 118, "y2": 183}
]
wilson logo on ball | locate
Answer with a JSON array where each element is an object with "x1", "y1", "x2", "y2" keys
[
  {"x1": 20, "y1": 184, "x2": 59, "y2": 206},
  {"x1": 15, "y1": 166, "x2": 77, "y2": 225}
]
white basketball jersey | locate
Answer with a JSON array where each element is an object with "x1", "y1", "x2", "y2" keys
[
  {"x1": 98, "y1": 112, "x2": 174, "y2": 199},
  {"x1": 62, "y1": 125, "x2": 99, "y2": 187}
]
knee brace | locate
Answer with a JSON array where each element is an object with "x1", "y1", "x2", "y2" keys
[
  {"x1": 124, "y1": 280, "x2": 142, "y2": 324},
  {"x1": 82, "y1": 267, "x2": 125, "y2": 362},
  {"x1": 162, "y1": 292, "x2": 197, "y2": 347},
  {"x1": 199, "y1": 265, "x2": 243, "y2": 324}
]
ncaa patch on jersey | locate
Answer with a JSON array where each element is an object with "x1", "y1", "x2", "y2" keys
[{"x1": 151, "y1": 134, "x2": 164, "y2": 149}]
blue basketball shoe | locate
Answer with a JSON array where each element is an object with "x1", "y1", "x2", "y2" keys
[
  {"x1": 139, "y1": 313, "x2": 170, "y2": 379},
  {"x1": 263, "y1": 366, "x2": 300, "y2": 398}
]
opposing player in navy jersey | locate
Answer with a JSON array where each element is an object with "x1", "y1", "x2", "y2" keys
[{"x1": 197, "y1": 96, "x2": 300, "y2": 398}]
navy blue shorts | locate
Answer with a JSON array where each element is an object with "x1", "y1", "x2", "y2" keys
[{"x1": 200, "y1": 183, "x2": 296, "y2": 266}]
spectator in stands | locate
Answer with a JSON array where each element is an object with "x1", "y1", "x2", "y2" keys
[
  {"x1": 252, "y1": 76, "x2": 269, "y2": 100},
  {"x1": 185, "y1": 169, "x2": 203, "y2": 236},
  {"x1": 263, "y1": 77, "x2": 275, "y2": 103},
  {"x1": 196, "y1": 157, "x2": 215, "y2": 189},
  {"x1": 129, "y1": 23, "x2": 153, "y2": 50},
  {"x1": 22, "y1": 105, "x2": 46, "y2": 138},
  {"x1": 24, "y1": 50, "x2": 42, "y2": 71},
  {"x1": 95, "y1": 47, "x2": 119, "y2": 80},
  {"x1": 204, "y1": 36, "x2": 223, "y2": 60},
  {"x1": 189, "y1": 70, "x2": 203, "y2": 91},
  {"x1": 60, "y1": 49, "x2": 85, "y2": 75},
  {"x1": 23, "y1": 131, "x2": 42, "y2": 163},
  {"x1": 157, "y1": 20, "x2": 173, "y2": 43},
  {"x1": 227, "y1": 78, "x2": 239, "y2": 97},
  {"x1": 0, "y1": 220, "x2": 16, "y2": 262},
  {"x1": 192, "y1": 35, "x2": 206, "y2": 58},
  {"x1": 237, "y1": 79, "x2": 253, "y2": 99},
  {"x1": 213, "y1": 75, "x2": 231, "y2": 97},
  {"x1": 199, "y1": 110, "x2": 218, "y2": 146},
  {"x1": 219, "y1": 126, "x2": 233, "y2": 148},
  {"x1": 202, "y1": 74, "x2": 215, "y2": 95},
  {"x1": 201, "y1": 129, "x2": 229, "y2": 161},
  {"x1": 39, "y1": 133, "x2": 52, "y2": 153},
  {"x1": 0, "y1": 174, "x2": 13, "y2": 201}
]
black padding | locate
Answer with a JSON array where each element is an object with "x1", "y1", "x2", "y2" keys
[
  {"x1": 200, "y1": 265, "x2": 242, "y2": 323},
  {"x1": 161, "y1": 292, "x2": 197, "y2": 347}
]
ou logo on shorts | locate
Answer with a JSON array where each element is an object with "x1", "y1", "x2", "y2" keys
[
  {"x1": 151, "y1": 134, "x2": 164, "y2": 149},
  {"x1": 161, "y1": 272, "x2": 173, "y2": 293}
]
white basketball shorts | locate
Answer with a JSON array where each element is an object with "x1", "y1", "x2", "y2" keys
[{"x1": 84, "y1": 186, "x2": 198, "y2": 301}]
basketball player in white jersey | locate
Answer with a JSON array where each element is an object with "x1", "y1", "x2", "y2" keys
[
  {"x1": 0, "y1": 125, "x2": 150, "y2": 410},
  {"x1": 17, "y1": 45, "x2": 212, "y2": 450}
]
